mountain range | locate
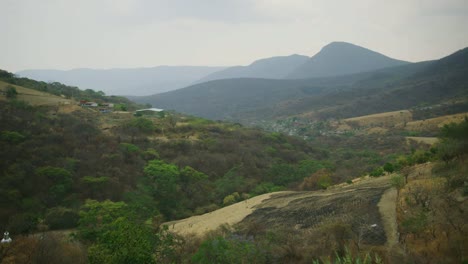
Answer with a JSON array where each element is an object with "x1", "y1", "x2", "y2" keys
[
  {"x1": 133, "y1": 46, "x2": 467, "y2": 122},
  {"x1": 17, "y1": 42, "x2": 410, "y2": 96}
]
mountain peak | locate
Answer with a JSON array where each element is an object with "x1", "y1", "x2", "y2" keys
[
  {"x1": 287, "y1": 42, "x2": 409, "y2": 79},
  {"x1": 323, "y1": 41, "x2": 358, "y2": 48}
]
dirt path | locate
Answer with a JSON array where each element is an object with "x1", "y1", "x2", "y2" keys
[{"x1": 378, "y1": 188, "x2": 398, "y2": 247}]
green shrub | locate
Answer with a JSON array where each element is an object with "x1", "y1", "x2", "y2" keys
[
  {"x1": 45, "y1": 207, "x2": 79, "y2": 229},
  {"x1": 0, "y1": 130, "x2": 25, "y2": 144},
  {"x1": 192, "y1": 236, "x2": 265, "y2": 264},
  {"x1": 402, "y1": 211, "x2": 428, "y2": 234},
  {"x1": 383, "y1": 162, "x2": 394, "y2": 173},
  {"x1": 5, "y1": 85, "x2": 18, "y2": 99},
  {"x1": 369, "y1": 167, "x2": 384, "y2": 177}
]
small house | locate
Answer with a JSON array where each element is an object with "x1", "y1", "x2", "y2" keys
[{"x1": 81, "y1": 101, "x2": 98, "y2": 107}]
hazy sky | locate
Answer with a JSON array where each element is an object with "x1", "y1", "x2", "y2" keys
[{"x1": 1, "y1": 0, "x2": 467, "y2": 72}]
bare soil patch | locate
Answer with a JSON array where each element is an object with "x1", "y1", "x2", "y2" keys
[{"x1": 164, "y1": 192, "x2": 281, "y2": 236}]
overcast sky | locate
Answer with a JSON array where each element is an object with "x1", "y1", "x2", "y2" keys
[{"x1": 1, "y1": 0, "x2": 467, "y2": 72}]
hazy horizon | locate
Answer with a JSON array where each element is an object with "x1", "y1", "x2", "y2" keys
[{"x1": 2, "y1": 0, "x2": 467, "y2": 72}]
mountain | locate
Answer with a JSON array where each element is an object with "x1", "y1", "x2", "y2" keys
[
  {"x1": 196, "y1": 54, "x2": 309, "y2": 82},
  {"x1": 292, "y1": 46, "x2": 468, "y2": 120},
  {"x1": 133, "y1": 46, "x2": 467, "y2": 122},
  {"x1": 16, "y1": 66, "x2": 226, "y2": 96},
  {"x1": 287, "y1": 42, "x2": 409, "y2": 79}
]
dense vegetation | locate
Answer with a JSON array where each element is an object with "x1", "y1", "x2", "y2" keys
[{"x1": 0, "y1": 97, "x2": 334, "y2": 230}]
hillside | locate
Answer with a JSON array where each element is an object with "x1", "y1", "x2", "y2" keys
[
  {"x1": 164, "y1": 159, "x2": 467, "y2": 263},
  {"x1": 0, "y1": 94, "x2": 335, "y2": 231},
  {"x1": 197, "y1": 54, "x2": 309, "y2": 82},
  {"x1": 17, "y1": 66, "x2": 226, "y2": 96},
  {"x1": 0, "y1": 81, "x2": 71, "y2": 106},
  {"x1": 287, "y1": 42, "x2": 409, "y2": 79}
]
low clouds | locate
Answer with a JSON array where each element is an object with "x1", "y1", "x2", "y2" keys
[{"x1": 1, "y1": 0, "x2": 467, "y2": 71}]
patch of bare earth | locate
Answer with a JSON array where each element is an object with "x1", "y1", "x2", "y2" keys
[{"x1": 164, "y1": 192, "x2": 282, "y2": 236}]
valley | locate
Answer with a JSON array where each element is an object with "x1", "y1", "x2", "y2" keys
[{"x1": 0, "y1": 42, "x2": 467, "y2": 263}]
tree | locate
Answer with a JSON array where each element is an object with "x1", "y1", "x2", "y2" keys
[
  {"x1": 123, "y1": 118, "x2": 154, "y2": 143},
  {"x1": 35, "y1": 166, "x2": 73, "y2": 205},
  {"x1": 77, "y1": 199, "x2": 128, "y2": 241},
  {"x1": 437, "y1": 118, "x2": 468, "y2": 162},
  {"x1": 81, "y1": 176, "x2": 110, "y2": 199},
  {"x1": 144, "y1": 160, "x2": 180, "y2": 218},
  {"x1": 5, "y1": 85, "x2": 18, "y2": 99},
  {"x1": 369, "y1": 167, "x2": 384, "y2": 177},
  {"x1": 179, "y1": 166, "x2": 212, "y2": 210},
  {"x1": 0, "y1": 131, "x2": 25, "y2": 144},
  {"x1": 383, "y1": 162, "x2": 394, "y2": 173},
  {"x1": 87, "y1": 217, "x2": 156, "y2": 264},
  {"x1": 76, "y1": 200, "x2": 164, "y2": 264},
  {"x1": 299, "y1": 168, "x2": 333, "y2": 190},
  {"x1": 215, "y1": 166, "x2": 245, "y2": 198},
  {"x1": 44, "y1": 207, "x2": 79, "y2": 229},
  {"x1": 114, "y1": 104, "x2": 127, "y2": 111}
]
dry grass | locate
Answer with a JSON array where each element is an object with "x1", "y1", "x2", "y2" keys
[
  {"x1": 405, "y1": 137, "x2": 439, "y2": 145},
  {"x1": 0, "y1": 81, "x2": 71, "y2": 106},
  {"x1": 405, "y1": 112, "x2": 468, "y2": 132},
  {"x1": 163, "y1": 192, "x2": 282, "y2": 236},
  {"x1": 344, "y1": 110, "x2": 412, "y2": 128}
]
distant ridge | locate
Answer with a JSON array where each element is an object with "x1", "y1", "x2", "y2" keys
[
  {"x1": 287, "y1": 42, "x2": 409, "y2": 79},
  {"x1": 16, "y1": 66, "x2": 226, "y2": 96},
  {"x1": 197, "y1": 54, "x2": 309, "y2": 82}
]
